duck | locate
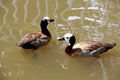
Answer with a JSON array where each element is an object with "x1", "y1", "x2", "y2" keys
[
  {"x1": 17, "y1": 17, "x2": 54, "y2": 50},
  {"x1": 57, "y1": 33, "x2": 116, "y2": 57}
]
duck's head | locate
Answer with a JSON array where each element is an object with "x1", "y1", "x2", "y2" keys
[
  {"x1": 57, "y1": 33, "x2": 76, "y2": 46},
  {"x1": 40, "y1": 16, "x2": 54, "y2": 27}
]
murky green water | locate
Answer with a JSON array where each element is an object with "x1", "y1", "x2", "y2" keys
[{"x1": 0, "y1": 0, "x2": 120, "y2": 80}]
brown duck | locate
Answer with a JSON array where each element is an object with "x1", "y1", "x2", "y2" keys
[
  {"x1": 57, "y1": 33, "x2": 116, "y2": 56},
  {"x1": 17, "y1": 17, "x2": 54, "y2": 50}
]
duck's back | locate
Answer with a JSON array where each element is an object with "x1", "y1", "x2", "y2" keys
[
  {"x1": 17, "y1": 32, "x2": 51, "y2": 49},
  {"x1": 73, "y1": 41, "x2": 116, "y2": 52}
]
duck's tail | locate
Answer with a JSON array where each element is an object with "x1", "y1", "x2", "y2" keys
[{"x1": 105, "y1": 42, "x2": 116, "y2": 50}]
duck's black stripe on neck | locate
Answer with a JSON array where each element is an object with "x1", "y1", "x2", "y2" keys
[
  {"x1": 41, "y1": 27, "x2": 51, "y2": 37},
  {"x1": 40, "y1": 21, "x2": 51, "y2": 37},
  {"x1": 69, "y1": 35, "x2": 76, "y2": 46}
]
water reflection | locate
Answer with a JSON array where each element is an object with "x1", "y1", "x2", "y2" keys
[
  {"x1": 12, "y1": 0, "x2": 18, "y2": 23},
  {"x1": 45, "y1": 0, "x2": 48, "y2": 16},
  {"x1": 68, "y1": 16, "x2": 80, "y2": 20},
  {"x1": 0, "y1": 0, "x2": 8, "y2": 24},
  {"x1": 32, "y1": 0, "x2": 40, "y2": 25},
  {"x1": 24, "y1": 0, "x2": 29, "y2": 22},
  {"x1": 56, "y1": 59, "x2": 68, "y2": 69},
  {"x1": 60, "y1": 0, "x2": 74, "y2": 33},
  {"x1": 98, "y1": 59, "x2": 108, "y2": 80}
]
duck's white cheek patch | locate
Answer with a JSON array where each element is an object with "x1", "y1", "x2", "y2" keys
[
  {"x1": 65, "y1": 37, "x2": 69, "y2": 42},
  {"x1": 64, "y1": 38, "x2": 70, "y2": 45}
]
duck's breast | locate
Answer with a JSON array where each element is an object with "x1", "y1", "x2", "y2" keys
[{"x1": 73, "y1": 42, "x2": 93, "y2": 51}]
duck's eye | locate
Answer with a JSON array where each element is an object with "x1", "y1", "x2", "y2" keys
[{"x1": 66, "y1": 37, "x2": 69, "y2": 39}]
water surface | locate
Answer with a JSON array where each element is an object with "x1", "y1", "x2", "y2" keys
[{"x1": 0, "y1": 0, "x2": 120, "y2": 80}]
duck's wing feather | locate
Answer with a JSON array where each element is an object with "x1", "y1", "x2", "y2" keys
[
  {"x1": 17, "y1": 32, "x2": 48, "y2": 47},
  {"x1": 73, "y1": 41, "x2": 116, "y2": 53},
  {"x1": 73, "y1": 41, "x2": 116, "y2": 56},
  {"x1": 82, "y1": 47, "x2": 107, "y2": 56}
]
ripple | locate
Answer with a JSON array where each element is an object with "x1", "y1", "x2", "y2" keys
[
  {"x1": 71, "y1": 6, "x2": 99, "y2": 10},
  {"x1": 57, "y1": 24, "x2": 65, "y2": 27},
  {"x1": 56, "y1": 59, "x2": 68, "y2": 70},
  {"x1": 0, "y1": 0, "x2": 8, "y2": 24},
  {"x1": 0, "y1": 64, "x2": 2, "y2": 68},
  {"x1": 68, "y1": 16, "x2": 81, "y2": 21},
  {"x1": 32, "y1": 0, "x2": 40, "y2": 25},
  {"x1": 84, "y1": 17, "x2": 95, "y2": 22},
  {"x1": 12, "y1": 0, "x2": 18, "y2": 23},
  {"x1": 45, "y1": 0, "x2": 48, "y2": 16},
  {"x1": 71, "y1": 7, "x2": 85, "y2": 10},
  {"x1": 98, "y1": 59, "x2": 108, "y2": 80},
  {"x1": 24, "y1": 0, "x2": 29, "y2": 22}
]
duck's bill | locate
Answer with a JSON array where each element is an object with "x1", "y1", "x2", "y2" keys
[
  {"x1": 57, "y1": 37, "x2": 65, "y2": 41},
  {"x1": 50, "y1": 19, "x2": 54, "y2": 22}
]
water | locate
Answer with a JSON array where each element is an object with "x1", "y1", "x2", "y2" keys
[{"x1": 0, "y1": 0, "x2": 120, "y2": 80}]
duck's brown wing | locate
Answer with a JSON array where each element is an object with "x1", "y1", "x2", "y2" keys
[
  {"x1": 73, "y1": 41, "x2": 116, "y2": 56},
  {"x1": 17, "y1": 32, "x2": 48, "y2": 47},
  {"x1": 73, "y1": 41, "x2": 116, "y2": 52}
]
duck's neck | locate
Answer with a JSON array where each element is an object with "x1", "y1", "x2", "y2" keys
[{"x1": 41, "y1": 25, "x2": 51, "y2": 37}]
